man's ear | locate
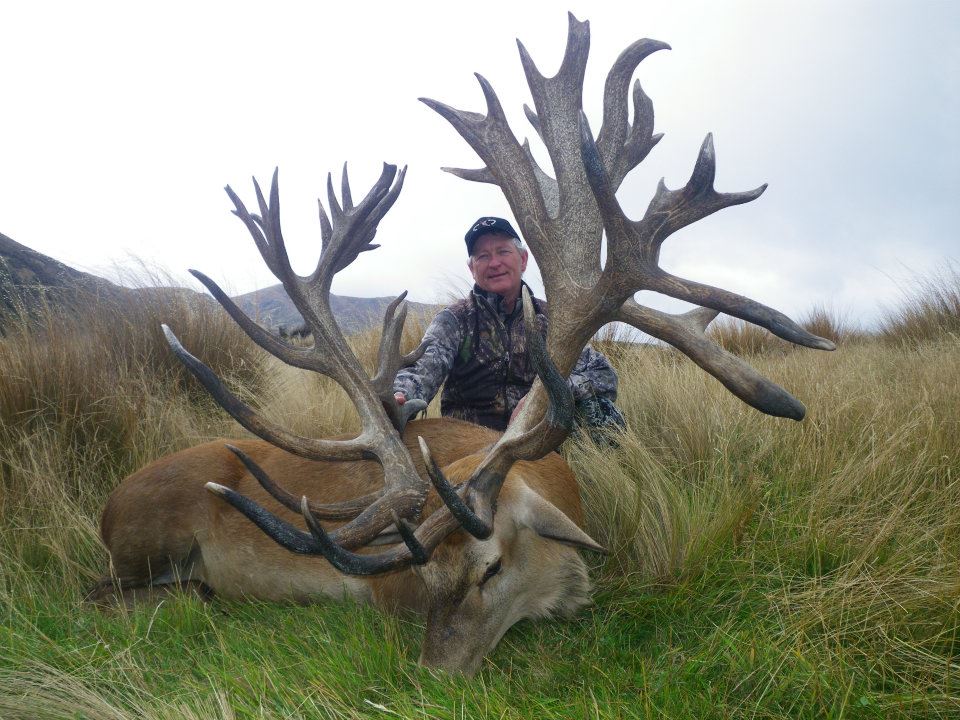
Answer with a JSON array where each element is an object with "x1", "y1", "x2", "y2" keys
[
  {"x1": 519, "y1": 249, "x2": 529, "y2": 273},
  {"x1": 517, "y1": 489, "x2": 606, "y2": 553}
]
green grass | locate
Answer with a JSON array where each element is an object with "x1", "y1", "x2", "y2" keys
[
  {"x1": 0, "y1": 576, "x2": 886, "y2": 718},
  {"x1": 1, "y1": 274, "x2": 959, "y2": 718},
  {"x1": 4, "y1": 557, "x2": 930, "y2": 718}
]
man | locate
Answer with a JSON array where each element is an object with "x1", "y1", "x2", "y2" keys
[{"x1": 393, "y1": 216, "x2": 625, "y2": 439}]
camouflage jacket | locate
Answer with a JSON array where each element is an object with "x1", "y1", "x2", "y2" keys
[{"x1": 394, "y1": 283, "x2": 621, "y2": 432}]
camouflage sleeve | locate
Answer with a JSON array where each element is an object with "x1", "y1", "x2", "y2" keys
[
  {"x1": 393, "y1": 309, "x2": 462, "y2": 405},
  {"x1": 567, "y1": 345, "x2": 619, "y2": 402}
]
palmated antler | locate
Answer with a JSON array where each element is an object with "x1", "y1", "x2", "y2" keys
[
  {"x1": 164, "y1": 166, "x2": 432, "y2": 548},
  {"x1": 404, "y1": 14, "x2": 835, "y2": 541}
]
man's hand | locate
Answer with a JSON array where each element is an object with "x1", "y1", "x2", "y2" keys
[{"x1": 394, "y1": 392, "x2": 406, "y2": 406}]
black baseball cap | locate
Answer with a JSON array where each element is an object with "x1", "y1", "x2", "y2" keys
[{"x1": 464, "y1": 216, "x2": 520, "y2": 255}]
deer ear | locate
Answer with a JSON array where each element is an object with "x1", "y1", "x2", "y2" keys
[{"x1": 519, "y1": 491, "x2": 606, "y2": 554}]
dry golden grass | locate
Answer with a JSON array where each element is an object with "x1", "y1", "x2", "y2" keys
[
  {"x1": 706, "y1": 304, "x2": 861, "y2": 357},
  {"x1": 0, "y1": 661, "x2": 236, "y2": 720},
  {"x1": 707, "y1": 314, "x2": 784, "y2": 356},
  {"x1": 880, "y1": 262, "x2": 960, "y2": 344}
]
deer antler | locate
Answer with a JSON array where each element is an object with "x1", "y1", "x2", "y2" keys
[
  {"x1": 404, "y1": 13, "x2": 835, "y2": 543},
  {"x1": 190, "y1": 14, "x2": 835, "y2": 574},
  {"x1": 204, "y1": 286, "x2": 575, "y2": 573},
  {"x1": 424, "y1": 14, "x2": 833, "y2": 413},
  {"x1": 165, "y1": 166, "x2": 434, "y2": 548}
]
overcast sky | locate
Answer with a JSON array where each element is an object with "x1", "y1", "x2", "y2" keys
[{"x1": 1, "y1": 1, "x2": 956, "y2": 328}]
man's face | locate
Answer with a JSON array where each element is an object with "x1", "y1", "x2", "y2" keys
[{"x1": 468, "y1": 234, "x2": 529, "y2": 299}]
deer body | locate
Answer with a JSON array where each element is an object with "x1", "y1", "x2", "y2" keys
[{"x1": 98, "y1": 418, "x2": 592, "y2": 672}]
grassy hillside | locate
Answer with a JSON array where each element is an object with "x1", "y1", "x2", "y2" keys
[{"x1": 0, "y1": 273, "x2": 958, "y2": 719}]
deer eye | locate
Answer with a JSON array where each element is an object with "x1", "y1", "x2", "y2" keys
[{"x1": 479, "y1": 558, "x2": 502, "y2": 586}]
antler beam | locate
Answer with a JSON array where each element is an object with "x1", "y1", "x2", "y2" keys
[{"x1": 167, "y1": 167, "x2": 435, "y2": 549}]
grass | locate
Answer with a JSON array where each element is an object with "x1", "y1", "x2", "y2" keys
[
  {"x1": 706, "y1": 303, "x2": 863, "y2": 356},
  {"x1": 880, "y1": 262, "x2": 960, "y2": 345},
  {"x1": 1, "y1": 269, "x2": 959, "y2": 718}
]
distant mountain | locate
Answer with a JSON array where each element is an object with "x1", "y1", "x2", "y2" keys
[
  {"x1": 0, "y1": 231, "x2": 127, "y2": 313},
  {"x1": 0, "y1": 233, "x2": 438, "y2": 337},
  {"x1": 231, "y1": 284, "x2": 440, "y2": 336}
]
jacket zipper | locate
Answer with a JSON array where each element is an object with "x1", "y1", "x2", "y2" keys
[{"x1": 475, "y1": 291, "x2": 513, "y2": 428}]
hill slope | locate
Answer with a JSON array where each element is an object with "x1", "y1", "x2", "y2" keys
[
  {"x1": 231, "y1": 283, "x2": 440, "y2": 335},
  {"x1": 0, "y1": 233, "x2": 438, "y2": 336}
]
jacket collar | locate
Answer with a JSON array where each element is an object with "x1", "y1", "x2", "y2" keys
[{"x1": 471, "y1": 280, "x2": 537, "y2": 319}]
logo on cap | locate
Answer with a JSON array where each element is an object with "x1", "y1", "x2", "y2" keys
[{"x1": 472, "y1": 219, "x2": 498, "y2": 232}]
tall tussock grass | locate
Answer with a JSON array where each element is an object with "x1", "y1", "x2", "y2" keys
[
  {"x1": 0, "y1": 285, "x2": 271, "y2": 614},
  {"x1": 880, "y1": 262, "x2": 960, "y2": 344},
  {"x1": 569, "y1": 331, "x2": 960, "y2": 709},
  {"x1": 707, "y1": 303, "x2": 858, "y2": 356},
  {"x1": 0, "y1": 661, "x2": 236, "y2": 720},
  {"x1": 0, "y1": 286, "x2": 267, "y2": 480}
]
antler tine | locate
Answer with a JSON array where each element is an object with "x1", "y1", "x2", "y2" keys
[
  {"x1": 439, "y1": 142, "x2": 559, "y2": 222},
  {"x1": 298, "y1": 490, "x2": 479, "y2": 573},
  {"x1": 371, "y1": 291, "x2": 411, "y2": 392},
  {"x1": 639, "y1": 134, "x2": 768, "y2": 250},
  {"x1": 184, "y1": 269, "x2": 321, "y2": 372},
  {"x1": 326, "y1": 171, "x2": 344, "y2": 226},
  {"x1": 163, "y1": 325, "x2": 371, "y2": 461},
  {"x1": 578, "y1": 110, "x2": 836, "y2": 353},
  {"x1": 372, "y1": 291, "x2": 429, "y2": 432},
  {"x1": 208, "y1": 478, "x2": 432, "y2": 563},
  {"x1": 341, "y1": 162, "x2": 354, "y2": 211},
  {"x1": 225, "y1": 171, "x2": 287, "y2": 280},
  {"x1": 623, "y1": 80, "x2": 664, "y2": 182},
  {"x1": 521, "y1": 138, "x2": 561, "y2": 218},
  {"x1": 515, "y1": 14, "x2": 605, "y2": 275},
  {"x1": 419, "y1": 85, "x2": 550, "y2": 237},
  {"x1": 225, "y1": 445, "x2": 378, "y2": 520},
  {"x1": 205, "y1": 482, "x2": 324, "y2": 555},
  {"x1": 419, "y1": 287, "x2": 575, "y2": 538},
  {"x1": 523, "y1": 105, "x2": 544, "y2": 144},
  {"x1": 595, "y1": 38, "x2": 670, "y2": 189},
  {"x1": 617, "y1": 301, "x2": 807, "y2": 420},
  {"x1": 440, "y1": 166, "x2": 496, "y2": 185},
  {"x1": 314, "y1": 163, "x2": 399, "y2": 284},
  {"x1": 206, "y1": 461, "x2": 461, "y2": 570},
  {"x1": 644, "y1": 272, "x2": 836, "y2": 351},
  {"x1": 418, "y1": 436, "x2": 492, "y2": 538}
]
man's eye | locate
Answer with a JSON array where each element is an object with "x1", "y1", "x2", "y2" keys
[{"x1": 480, "y1": 558, "x2": 502, "y2": 586}]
